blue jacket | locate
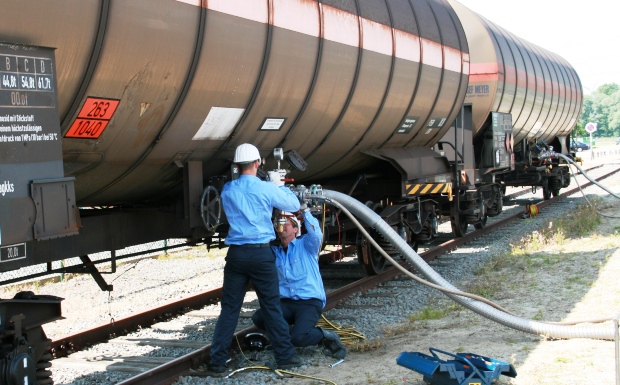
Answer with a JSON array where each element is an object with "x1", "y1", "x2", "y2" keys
[
  {"x1": 222, "y1": 174, "x2": 299, "y2": 245},
  {"x1": 273, "y1": 210, "x2": 326, "y2": 307}
]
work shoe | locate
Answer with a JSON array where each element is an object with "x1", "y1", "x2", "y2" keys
[
  {"x1": 190, "y1": 362, "x2": 227, "y2": 377},
  {"x1": 207, "y1": 362, "x2": 227, "y2": 374},
  {"x1": 276, "y1": 355, "x2": 302, "y2": 370},
  {"x1": 320, "y1": 328, "x2": 347, "y2": 359}
]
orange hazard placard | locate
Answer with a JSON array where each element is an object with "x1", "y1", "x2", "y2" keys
[
  {"x1": 65, "y1": 119, "x2": 109, "y2": 139},
  {"x1": 65, "y1": 97, "x2": 119, "y2": 139},
  {"x1": 77, "y1": 97, "x2": 120, "y2": 120}
]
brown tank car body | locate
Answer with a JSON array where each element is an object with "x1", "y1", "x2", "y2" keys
[
  {"x1": 6, "y1": 0, "x2": 469, "y2": 206},
  {"x1": 448, "y1": 0, "x2": 582, "y2": 145},
  {"x1": 1, "y1": 0, "x2": 575, "y2": 208}
]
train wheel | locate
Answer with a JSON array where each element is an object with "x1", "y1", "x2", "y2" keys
[
  {"x1": 200, "y1": 185, "x2": 221, "y2": 232},
  {"x1": 474, "y1": 215, "x2": 487, "y2": 230},
  {"x1": 542, "y1": 178, "x2": 552, "y2": 200},
  {"x1": 473, "y1": 196, "x2": 487, "y2": 230},
  {"x1": 451, "y1": 213, "x2": 468, "y2": 237},
  {"x1": 549, "y1": 175, "x2": 562, "y2": 197},
  {"x1": 561, "y1": 171, "x2": 570, "y2": 188},
  {"x1": 487, "y1": 190, "x2": 503, "y2": 216},
  {"x1": 450, "y1": 205, "x2": 468, "y2": 237},
  {"x1": 356, "y1": 230, "x2": 386, "y2": 275},
  {"x1": 2, "y1": 327, "x2": 51, "y2": 385},
  {"x1": 542, "y1": 185, "x2": 552, "y2": 200},
  {"x1": 398, "y1": 227, "x2": 418, "y2": 259}
]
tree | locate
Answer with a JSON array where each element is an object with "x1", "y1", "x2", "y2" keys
[
  {"x1": 578, "y1": 83, "x2": 620, "y2": 137},
  {"x1": 572, "y1": 122, "x2": 586, "y2": 137},
  {"x1": 598, "y1": 83, "x2": 619, "y2": 96}
]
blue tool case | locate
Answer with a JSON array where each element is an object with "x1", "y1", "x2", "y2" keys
[{"x1": 397, "y1": 347, "x2": 517, "y2": 385}]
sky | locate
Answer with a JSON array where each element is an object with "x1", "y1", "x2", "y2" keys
[{"x1": 455, "y1": 0, "x2": 620, "y2": 94}]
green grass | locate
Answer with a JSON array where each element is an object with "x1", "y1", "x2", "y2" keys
[
  {"x1": 465, "y1": 276, "x2": 503, "y2": 298},
  {"x1": 471, "y1": 200, "x2": 604, "y2": 288},
  {"x1": 532, "y1": 310, "x2": 544, "y2": 321},
  {"x1": 410, "y1": 307, "x2": 448, "y2": 321},
  {"x1": 516, "y1": 200, "x2": 602, "y2": 254},
  {"x1": 461, "y1": 199, "x2": 607, "y2": 306}
]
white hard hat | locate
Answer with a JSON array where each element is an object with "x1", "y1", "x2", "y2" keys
[
  {"x1": 233, "y1": 143, "x2": 261, "y2": 164},
  {"x1": 280, "y1": 212, "x2": 299, "y2": 228}
]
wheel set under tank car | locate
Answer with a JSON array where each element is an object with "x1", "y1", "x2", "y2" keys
[{"x1": 0, "y1": 0, "x2": 581, "y2": 382}]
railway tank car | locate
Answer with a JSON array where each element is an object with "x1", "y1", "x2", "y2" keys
[
  {"x1": 0, "y1": 0, "x2": 580, "y2": 382},
  {"x1": 448, "y1": 0, "x2": 581, "y2": 200}
]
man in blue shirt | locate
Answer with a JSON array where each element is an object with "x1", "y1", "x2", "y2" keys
[
  {"x1": 208, "y1": 143, "x2": 302, "y2": 374},
  {"x1": 252, "y1": 209, "x2": 347, "y2": 360}
]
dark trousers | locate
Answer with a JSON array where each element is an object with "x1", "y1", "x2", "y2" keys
[
  {"x1": 253, "y1": 297, "x2": 324, "y2": 347},
  {"x1": 210, "y1": 246, "x2": 294, "y2": 365}
]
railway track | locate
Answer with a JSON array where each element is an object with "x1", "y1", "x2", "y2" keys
[{"x1": 47, "y1": 162, "x2": 620, "y2": 385}]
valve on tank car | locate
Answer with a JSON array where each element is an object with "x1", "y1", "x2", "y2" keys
[
  {"x1": 288, "y1": 184, "x2": 324, "y2": 214},
  {"x1": 499, "y1": 137, "x2": 572, "y2": 201},
  {"x1": 267, "y1": 147, "x2": 291, "y2": 187},
  {"x1": 528, "y1": 140, "x2": 571, "y2": 200}
]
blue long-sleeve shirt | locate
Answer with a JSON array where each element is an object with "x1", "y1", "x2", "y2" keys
[
  {"x1": 273, "y1": 210, "x2": 326, "y2": 307},
  {"x1": 222, "y1": 174, "x2": 300, "y2": 245}
]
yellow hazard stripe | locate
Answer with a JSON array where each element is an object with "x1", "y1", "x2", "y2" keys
[
  {"x1": 420, "y1": 184, "x2": 433, "y2": 194},
  {"x1": 408, "y1": 184, "x2": 421, "y2": 194},
  {"x1": 406, "y1": 183, "x2": 450, "y2": 196}
]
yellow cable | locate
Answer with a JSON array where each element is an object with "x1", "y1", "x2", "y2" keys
[
  {"x1": 278, "y1": 370, "x2": 338, "y2": 385},
  {"x1": 317, "y1": 314, "x2": 367, "y2": 345},
  {"x1": 224, "y1": 312, "x2": 367, "y2": 384},
  {"x1": 230, "y1": 334, "x2": 340, "y2": 384}
]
